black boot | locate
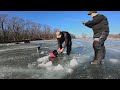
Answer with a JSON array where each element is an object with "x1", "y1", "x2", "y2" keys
[{"x1": 91, "y1": 50, "x2": 103, "y2": 64}]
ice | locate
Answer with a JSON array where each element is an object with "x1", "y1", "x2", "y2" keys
[
  {"x1": 28, "y1": 62, "x2": 37, "y2": 69},
  {"x1": 53, "y1": 64, "x2": 64, "y2": 71},
  {"x1": 46, "y1": 66, "x2": 53, "y2": 71},
  {"x1": 40, "y1": 51, "x2": 45, "y2": 54},
  {"x1": 28, "y1": 63, "x2": 34, "y2": 69},
  {"x1": 37, "y1": 56, "x2": 49, "y2": 63},
  {"x1": 38, "y1": 63, "x2": 46, "y2": 68},
  {"x1": 70, "y1": 58, "x2": 79, "y2": 68},
  {"x1": 109, "y1": 59, "x2": 119, "y2": 63},
  {"x1": 45, "y1": 61, "x2": 53, "y2": 67},
  {"x1": 31, "y1": 74, "x2": 40, "y2": 79},
  {"x1": 65, "y1": 68, "x2": 73, "y2": 73},
  {"x1": 0, "y1": 73, "x2": 5, "y2": 79},
  {"x1": 37, "y1": 49, "x2": 39, "y2": 53},
  {"x1": 38, "y1": 61, "x2": 52, "y2": 68},
  {"x1": 0, "y1": 39, "x2": 120, "y2": 79}
]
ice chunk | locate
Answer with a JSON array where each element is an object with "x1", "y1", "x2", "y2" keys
[
  {"x1": 53, "y1": 64, "x2": 64, "y2": 71},
  {"x1": 38, "y1": 63, "x2": 46, "y2": 68},
  {"x1": 66, "y1": 68, "x2": 73, "y2": 73},
  {"x1": 40, "y1": 51, "x2": 45, "y2": 54},
  {"x1": 37, "y1": 56, "x2": 49, "y2": 63},
  {"x1": 45, "y1": 61, "x2": 53, "y2": 67},
  {"x1": 31, "y1": 74, "x2": 40, "y2": 79},
  {"x1": 28, "y1": 62, "x2": 37, "y2": 68},
  {"x1": 46, "y1": 66, "x2": 53, "y2": 71},
  {"x1": 38, "y1": 61, "x2": 52, "y2": 68},
  {"x1": 70, "y1": 58, "x2": 78, "y2": 67},
  {"x1": 0, "y1": 73, "x2": 5, "y2": 78}
]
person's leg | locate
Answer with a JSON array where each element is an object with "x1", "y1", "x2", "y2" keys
[
  {"x1": 102, "y1": 43, "x2": 106, "y2": 59},
  {"x1": 60, "y1": 44, "x2": 62, "y2": 49},
  {"x1": 67, "y1": 42, "x2": 72, "y2": 55},
  {"x1": 91, "y1": 39, "x2": 103, "y2": 64},
  {"x1": 91, "y1": 32, "x2": 109, "y2": 64},
  {"x1": 96, "y1": 48, "x2": 104, "y2": 63},
  {"x1": 93, "y1": 41, "x2": 97, "y2": 60},
  {"x1": 101, "y1": 31, "x2": 109, "y2": 59}
]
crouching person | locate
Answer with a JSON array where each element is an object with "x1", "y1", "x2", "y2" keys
[{"x1": 56, "y1": 31, "x2": 72, "y2": 55}]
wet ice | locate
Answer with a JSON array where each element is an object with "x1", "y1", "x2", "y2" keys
[{"x1": 0, "y1": 39, "x2": 120, "y2": 79}]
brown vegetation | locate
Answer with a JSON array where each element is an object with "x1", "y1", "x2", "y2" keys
[
  {"x1": 108, "y1": 34, "x2": 120, "y2": 38},
  {"x1": 0, "y1": 14, "x2": 76, "y2": 43}
]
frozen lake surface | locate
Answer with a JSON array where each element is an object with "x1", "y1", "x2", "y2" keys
[{"x1": 0, "y1": 38, "x2": 120, "y2": 79}]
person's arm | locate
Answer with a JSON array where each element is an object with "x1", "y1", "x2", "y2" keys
[
  {"x1": 85, "y1": 15, "x2": 103, "y2": 26},
  {"x1": 63, "y1": 33, "x2": 68, "y2": 49},
  {"x1": 58, "y1": 33, "x2": 68, "y2": 53},
  {"x1": 57, "y1": 38, "x2": 62, "y2": 49},
  {"x1": 82, "y1": 21, "x2": 92, "y2": 28}
]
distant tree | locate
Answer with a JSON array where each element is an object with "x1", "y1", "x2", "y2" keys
[
  {"x1": 7, "y1": 17, "x2": 26, "y2": 42},
  {"x1": 0, "y1": 14, "x2": 76, "y2": 43},
  {"x1": 0, "y1": 14, "x2": 8, "y2": 43},
  {"x1": 52, "y1": 28, "x2": 60, "y2": 38},
  {"x1": 70, "y1": 33, "x2": 76, "y2": 38},
  {"x1": 81, "y1": 33, "x2": 87, "y2": 38}
]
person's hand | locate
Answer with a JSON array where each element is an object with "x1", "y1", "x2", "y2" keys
[
  {"x1": 58, "y1": 48, "x2": 64, "y2": 53},
  {"x1": 82, "y1": 21, "x2": 86, "y2": 25},
  {"x1": 57, "y1": 48, "x2": 61, "y2": 54},
  {"x1": 94, "y1": 38, "x2": 100, "y2": 42},
  {"x1": 59, "y1": 48, "x2": 64, "y2": 53},
  {"x1": 60, "y1": 48, "x2": 64, "y2": 53},
  {"x1": 57, "y1": 48, "x2": 60, "y2": 51}
]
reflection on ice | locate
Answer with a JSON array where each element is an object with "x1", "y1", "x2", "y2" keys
[{"x1": 109, "y1": 59, "x2": 119, "y2": 63}]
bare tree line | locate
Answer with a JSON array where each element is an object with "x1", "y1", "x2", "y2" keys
[
  {"x1": 108, "y1": 34, "x2": 120, "y2": 38},
  {"x1": 0, "y1": 14, "x2": 76, "y2": 43}
]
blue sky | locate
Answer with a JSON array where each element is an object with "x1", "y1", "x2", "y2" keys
[{"x1": 0, "y1": 11, "x2": 120, "y2": 37}]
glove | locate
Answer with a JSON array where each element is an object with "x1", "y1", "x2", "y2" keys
[
  {"x1": 59, "y1": 48, "x2": 64, "y2": 53},
  {"x1": 94, "y1": 38, "x2": 100, "y2": 42},
  {"x1": 58, "y1": 48, "x2": 64, "y2": 53},
  {"x1": 82, "y1": 21, "x2": 86, "y2": 25}
]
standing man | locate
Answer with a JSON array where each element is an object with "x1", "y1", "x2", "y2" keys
[
  {"x1": 82, "y1": 11, "x2": 109, "y2": 64},
  {"x1": 56, "y1": 31, "x2": 72, "y2": 55}
]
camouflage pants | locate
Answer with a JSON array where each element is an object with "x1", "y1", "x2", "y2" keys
[{"x1": 93, "y1": 31, "x2": 109, "y2": 61}]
